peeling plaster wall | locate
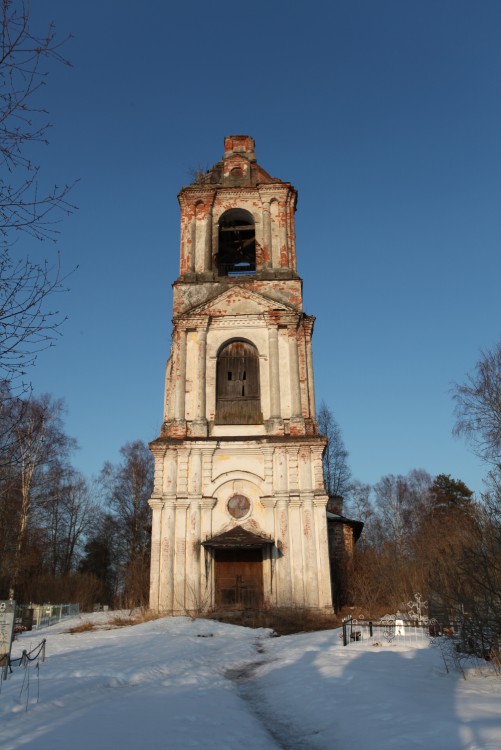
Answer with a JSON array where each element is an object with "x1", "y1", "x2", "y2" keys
[
  {"x1": 172, "y1": 278, "x2": 304, "y2": 318},
  {"x1": 149, "y1": 136, "x2": 333, "y2": 615},
  {"x1": 161, "y1": 303, "x2": 318, "y2": 437},
  {"x1": 178, "y1": 186, "x2": 297, "y2": 282},
  {"x1": 149, "y1": 438, "x2": 332, "y2": 613}
]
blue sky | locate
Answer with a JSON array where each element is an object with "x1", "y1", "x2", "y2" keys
[{"x1": 23, "y1": 0, "x2": 501, "y2": 494}]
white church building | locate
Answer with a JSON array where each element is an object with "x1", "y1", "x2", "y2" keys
[{"x1": 148, "y1": 135, "x2": 333, "y2": 614}]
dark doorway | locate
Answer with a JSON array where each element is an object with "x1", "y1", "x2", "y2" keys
[
  {"x1": 216, "y1": 340, "x2": 262, "y2": 424},
  {"x1": 214, "y1": 549, "x2": 263, "y2": 610},
  {"x1": 217, "y1": 209, "x2": 256, "y2": 276}
]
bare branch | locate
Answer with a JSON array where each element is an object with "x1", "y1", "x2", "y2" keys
[
  {"x1": 0, "y1": 1, "x2": 76, "y2": 386},
  {"x1": 317, "y1": 400, "x2": 351, "y2": 498},
  {"x1": 452, "y1": 341, "x2": 501, "y2": 464}
]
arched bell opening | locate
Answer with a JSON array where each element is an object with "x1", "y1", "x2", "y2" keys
[
  {"x1": 215, "y1": 340, "x2": 262, "y2": 424},
  {"x1": 217, "y1": 209, "x2": 256, "y2": 276}
]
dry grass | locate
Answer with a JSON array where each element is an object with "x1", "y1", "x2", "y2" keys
[
  {"x1": 69, "y1": 608, "x2": 340, "y2": 637},
  {"x1": 488, "y1": 650, "x2": 501, "y2": 674},
  {"x1": 209, "y1": 608, "x2": 341, "y2": 636},
  {"x1": 108, "y1": 615, "x2": 134, "y2": 627},
  {"x1": 107, "y1": 609, "x2": 165, "y2": 628},
  {"x1": 67, "y1": 610, "x2": 165, "y2": 633},
  {"x1": 68, "y1": 621, "x2": 95, "y2": 634}
]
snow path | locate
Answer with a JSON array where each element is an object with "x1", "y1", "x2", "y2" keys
[
  {"x1": 1, "y1": 613, "x2": 500, "y2": 750},
  {"x1": 226, "y1": 638, "x2": 319, "y2": 750},
  {"x1": 1, "y1": 616, "x2": 287, "y2": 750}
]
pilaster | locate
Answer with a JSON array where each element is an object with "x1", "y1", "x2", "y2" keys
[
  {"x1": 276, "y1": 494, "x2": 293, "y2": 605},
  {"x1": 190, "y1": 318, "x2": 209, "y2": 436},
  {"x1": 265, "y1": 318, "x2": 283, "y2": 433},
  {"x1": 163, "y1": 447, "x2": 178, "y2": 496},
  {"x1": 148, "y1": 498, "x2": 163, "y2": 611},
  {"x1": 287, "y1": 322, "x2": 305, "y2": 434},
  {"x1": 313, "y1": 495, "x2": 332, "y2": 608},
  {"x1": 159, "y1": 498, "x2": 176, "y2": 611},
  {"x1": 186, "y1": 496, "x2": 202, "y2": 610},
  {"x1": 288, "y1": 496, "x2": 304, "y2": 605},
  {"x1": 173, "y1": 498, "x2": 190, "y2": 613}
]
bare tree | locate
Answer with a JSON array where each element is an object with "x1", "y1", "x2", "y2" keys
[
  {"x1": 317, "y1": 400, "x2": 351, "y2": 498},
  {"x1": 0, "y1": 253, "x2": 72, "y2": 383},
  {"x1": 450, "y1": 342, "x2": 501, "y2": 650},
  {"x1": 99, "y1": 441, "x2": 154, "y2": 606},
  {"x1": 371, "y1": 470, "x2": 434, "y2": 556},
  {"x1": 372, "y1": 474, "x2": 411, "y2": 557},
  {"x1": 452, "y1": 340, "x2": 501, "y2": 465},
  {"x1": 40, "y1": 468, "x2": 96, "y2": 576},
  {"x1": 0, "y1": 0, "x2": 76, "y2": 387},
  {"x1": 8, "y1": 393, "x2": 76, "y2": 596},
  {"x1": 342, "y1": 467, "x2": 485, "y2": 619},
  {"x1": 344, "y1": 480, "x2": 373, "y2": 544},
  {"x1": 79, "y1": 512, "x2": 121, "y2": 605},
  {"x1": 347, "y1": 469, "x2": 437, "y2": 613},
  {"x1": 1, "y1": 0, "x2": 74, "y2": 240}
]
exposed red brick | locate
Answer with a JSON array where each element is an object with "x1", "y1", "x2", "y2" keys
[
  {"x1": 303, "y1": 509, "x2": 311, "y2": 538},
  {"x1": 164, "y1": 422, "x2": 187, "y2": 439}
]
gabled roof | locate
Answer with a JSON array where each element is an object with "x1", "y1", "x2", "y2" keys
[{"x1": 202, "y1": 525, "x2": 274, "y2": 548}]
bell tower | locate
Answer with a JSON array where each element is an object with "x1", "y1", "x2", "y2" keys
[{"x1": 149, "y1": 136, "x2": 333, "y2": 613}]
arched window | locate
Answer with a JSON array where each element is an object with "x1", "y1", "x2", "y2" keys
[
  {"x1": 217, "y1": 209, "x2": 256, "y2": 276},
  {"x1": 216, "y1": 340, "x2": 262, "y2": 424}
]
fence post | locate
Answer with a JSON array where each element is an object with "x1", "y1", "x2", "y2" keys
[{"x1": 342, "y1": 617, "x2": 352, "y2": 647}]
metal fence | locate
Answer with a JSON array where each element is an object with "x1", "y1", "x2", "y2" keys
[
  {"x1": 342, "y1": 594, "x2": 431, "y2": 647},
  {"x1": 16, "y1": 603, "x2": 80, "y2": 631},
  {"x1": 341, "y1": 596, "x2": 500, "y2": 674},
  {"x1": 342, "y1": 614, "x2": 430, "y2": 647}
]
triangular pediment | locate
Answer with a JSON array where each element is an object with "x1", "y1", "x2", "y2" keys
[
  {"x1": 202, "y1": 525, "x2": 273, "y2": 548},
  {"x1": 181, "y1": 286, "x2": 295, "y2": 319}
]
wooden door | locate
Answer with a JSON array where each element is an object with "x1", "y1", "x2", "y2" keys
[
  {"x1": 214, "y1": 549, "x2": 263, "y2": 610},
  {"x1": 216, "y1": 341, "x2": 262, "y2": 424}
]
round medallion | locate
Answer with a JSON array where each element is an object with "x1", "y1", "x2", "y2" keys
[{"x1": 227, "y1": 494, "x2": 251, "y2": 519}]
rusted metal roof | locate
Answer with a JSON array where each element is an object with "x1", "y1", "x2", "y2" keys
[{"x1": 203, "y1": 526, "x2": 273, "y2": 549}]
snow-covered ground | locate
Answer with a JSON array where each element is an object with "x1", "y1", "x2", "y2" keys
[{"x1": 1, "y1": 612, "x2": 500, "y2": 750}]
